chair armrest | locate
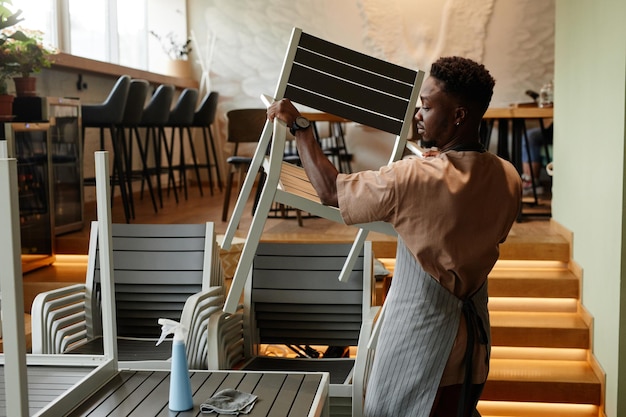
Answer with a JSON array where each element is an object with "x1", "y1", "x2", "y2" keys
[
  {"x1": 179, "y1": 286, "x2": 225, "y2": 370},
  {"x1": 206, "y1": 304, "x2": 245, "y2": 370},
  {"x1": 30, "y1": 284, "x2": 89, "y2": 354}
]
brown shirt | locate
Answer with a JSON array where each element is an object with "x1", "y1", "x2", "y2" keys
[{"x1": 337, "y1": 149, "x2": 521, "y2": 384}]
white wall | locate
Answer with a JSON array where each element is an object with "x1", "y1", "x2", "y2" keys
[{"x1": 553, "y1": 1, "x2": 626, "y2": 415}]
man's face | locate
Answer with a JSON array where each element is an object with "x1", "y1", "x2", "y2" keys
[{"x1": 415, "y1": 76, "x2": 458, "y2": 149}]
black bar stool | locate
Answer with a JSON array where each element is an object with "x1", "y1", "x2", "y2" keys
[
  {"x1": 138, "y1": 84, "x2": 176, "y2": 208},
  {"x1": 81, "y1": 74, "x2": 132, "y2": 222},
  {"x1": 118, "y1": 79, "x2": 158, "y2": 215},
  {"x1": 166, "y1": 88, "x2": 201, "y2": 200},
  {"x1": 192, "y1": 91, "x2": 222, "y2": 195}
]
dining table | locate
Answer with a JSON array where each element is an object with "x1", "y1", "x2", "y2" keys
[
  {"x1": 66, "y1": 369, "x2": 329, "y2": 417},
  {"x1": 481, "y1": 105, "x2": 554, "y2": 207},
  {"x1": 481, "y1": 105, "x2": 553, "y2": 170}
]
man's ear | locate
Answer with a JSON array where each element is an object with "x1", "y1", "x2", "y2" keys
[{"x1": 454, "y1": 106, "x2": 468, "y2": 126}]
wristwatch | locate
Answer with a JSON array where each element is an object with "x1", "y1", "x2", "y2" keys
[{"x1": 290, "y1": 116, "x2": 311, "y2": 135}]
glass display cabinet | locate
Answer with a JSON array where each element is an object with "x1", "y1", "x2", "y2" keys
[
  {"x1": 1, "y1": 97, "x2": 82, "y2": 273},
  {"x1": 3, "y1": 121, "x2": 55, "y2": 273}
]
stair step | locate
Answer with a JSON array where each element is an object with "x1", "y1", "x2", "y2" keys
[
  {"x1": 477, "y1": 400, "x2": 599, "y2": 417},
  {"x1": 489, "y1": 297, "x2": 578, "y2": 313},
  {"x1": 490, "y1": 311, "x2": 589, "y2": 348},
  {"x1": 499, "y1": 233, "x2": 569, "y2": 262},
  {"x1": 489, "y1": 263, "x2": 579, "y2": 298},
  {"x1": 491, "y1": 346, "x2": 588, "y2": 361},
  {"x1": 484, "y1": 359, "x2": 601, "y2": 405}
]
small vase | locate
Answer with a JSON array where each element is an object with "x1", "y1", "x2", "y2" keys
[
  {"x1": 165, "y1": 60, "x2": 193, "y2": 79},
  {"x1": 13, "y1": 76, "x2": 38, "y2": 97},
  {"x1": 0, "y1": 94, "x2": 15, "y2": 119}
]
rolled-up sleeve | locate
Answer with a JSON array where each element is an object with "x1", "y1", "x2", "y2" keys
[{"x1": 336, "y1": 168, "x2": 397, "y2": 226}]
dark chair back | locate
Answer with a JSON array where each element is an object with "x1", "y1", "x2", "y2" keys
[
  {"x1": 82, "y1": 74, "x2": 131, "y2": 126},
  {"x1": 168, "y1": 88, "x2": 199, "y2": 126},
  {"x1": 121, "y1": 79, "x2": 150, "y2": 125},
  {"x1": 226, "y1": 108, "x2": 267, "y2": 154},
  {"x1": 140, "y1": 84, "x2": 175, "y2": 126},
  {"x1": 193, "y1": 91, "x2": 219, "y2": 126}
]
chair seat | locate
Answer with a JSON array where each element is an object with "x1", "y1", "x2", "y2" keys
[
  {"x1": 243, "y1": 356, "x2": 355, "y2": 385},
  {"x1": 226, "y1": 155, "x2": 253, "y2": 165},
  {"x1": 82, "y1": 104, "x2": 123, "y2": 125},
  {"x1": 65, "y1": 336, "x2": 173, "y2": 361}
]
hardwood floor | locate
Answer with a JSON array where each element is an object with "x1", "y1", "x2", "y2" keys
[
  {"x1": 24, "y1": 180, "x2": 556, "y2": 292},
  {"x1": 55, "y1": 181, "x2": 553, "y2": 252}
]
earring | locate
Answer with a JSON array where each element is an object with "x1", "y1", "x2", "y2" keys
[{"x1": 455, "y1": 122, "x2": 460, "y2": 126}]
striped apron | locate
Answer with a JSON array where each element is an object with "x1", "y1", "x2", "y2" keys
[{"x1": 364, "y1": 239, "x2": 490, "y2": 417}]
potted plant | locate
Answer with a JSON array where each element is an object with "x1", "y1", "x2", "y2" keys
[
  {"x1": 150, "y1": 30, "x2": 192, "y2": 60},
  {"x1": 150, "y1": 30, "x2": 194, "y2": 78},
  {"x1": 1, "y1": 27, "x2": 56, "y2": 96},
  {"x1": 0, "y1": 0, "x2": 23, "y2": 115}
]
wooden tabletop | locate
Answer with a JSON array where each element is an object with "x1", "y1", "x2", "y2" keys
[{"x1": 484, "y1": 106, "x2": 553, "y2": 119}]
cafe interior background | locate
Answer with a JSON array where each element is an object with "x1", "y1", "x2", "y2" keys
[{"x1": 6, "y1": 0, "x2": 626, "y2": 415}]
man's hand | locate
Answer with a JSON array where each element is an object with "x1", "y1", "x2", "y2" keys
[{"x1": 267, "y1": 99, "x2": 301, "y2": 128}]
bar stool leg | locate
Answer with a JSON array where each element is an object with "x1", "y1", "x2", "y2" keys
[
  {"x1": 185, "y1": 126, "x2": 204, "y2": 197},
  {"x1": 132, "y1": 125, "x2": 158, "y2": 213},
  {"x1": 161, "y1": 126, "x2": 179, "y2": 203},
  {"x1": 116, "y1": 126, "x2": 135, "y2": 219},
  {"x1": 108, "y1": 126, "x2": 132, "y2": 222},
  {"x1": 200, "y1": 127, "x2": 215, "y2": 195}
]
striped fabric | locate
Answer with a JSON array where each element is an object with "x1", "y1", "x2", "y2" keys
[{"x1": 364, "y1": 239, "x2": 488, "y2": 416}]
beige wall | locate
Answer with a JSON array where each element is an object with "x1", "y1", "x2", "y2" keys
[
  {"x1": 188, "y1": 0, "x2": 555, "y2": 170},
  {"x1": 553, "y1": 1, "x2": 626, "y2": 415}
]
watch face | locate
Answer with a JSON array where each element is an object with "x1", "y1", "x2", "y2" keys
[{"x1": 296, "y1": 116, "x2": 310, "y2": 129}]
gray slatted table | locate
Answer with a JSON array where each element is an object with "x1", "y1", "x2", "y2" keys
[
  {"x1": 0, "y1": 365, "x2": 95, "y2": 417},
  {"x1": 68, "y1": 370, "x2": 329, "y2": 417}
]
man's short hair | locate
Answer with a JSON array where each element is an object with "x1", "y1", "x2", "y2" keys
[{"x1": 430, "y1": 56, "x2": 495, "y2": 114}]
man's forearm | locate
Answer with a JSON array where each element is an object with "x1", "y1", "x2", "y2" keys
[{"x1": 294, "y1": 129, "x2": 339, "y2": 207}]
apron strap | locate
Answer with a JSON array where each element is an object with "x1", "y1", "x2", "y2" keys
[{"x1": 458, "y1": 296, "x2": 488, "y2": 417}]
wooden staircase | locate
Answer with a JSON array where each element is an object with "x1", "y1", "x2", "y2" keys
[{"x1": 478, "y1": 223, "x2": 603, "y2": 417}]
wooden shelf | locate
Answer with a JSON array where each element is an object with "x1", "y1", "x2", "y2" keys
[{"x1": 51, "y1": 52, "x2": 199, "y2": 90}]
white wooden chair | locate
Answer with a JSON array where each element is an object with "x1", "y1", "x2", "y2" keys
[
  {"x1": 221, "y1": 27, "x2": 424, "y2": 314},
  {"x1": 207, "y1": 241, "x2": 378, "y2": 417},
  {"x1": 31, "y1": 221, "x2": 225, "y2": 370}
]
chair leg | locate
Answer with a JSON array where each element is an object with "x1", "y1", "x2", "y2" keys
[
  {"x1": 133, "y1": 126, "x2": 158, "y2": 213},
  {"x1": 185, "y1": 126, "x2": 204, "y2": 197},
  {"x1": 222, "y1": 168, "x2": 234, "y2": 222},
  {"x1": 208, "y1": 126, "x2": 223, "y2": 191},
  {"x1": 200, "y1": 127, "x2": 215, "y2": 195},
  {"x1": 161, "y1": 127, "x2": 179, "y2": 203},
  {"x1": 108, "y1": 126, "x2": 132, "y2": 223},
  {"x1": 117, "y1": 126, "x2": 135, "y2": 219},
  {"x1": 148, "y1": 127, "x2": 165, "y2": 208},
  {"x1": 170, "y1": 127, "x2": 188, "y2": 200}
]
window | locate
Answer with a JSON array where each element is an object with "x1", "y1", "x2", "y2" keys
[{"x1": 8, "y1": 0, "x2": 186, "y2": 73}]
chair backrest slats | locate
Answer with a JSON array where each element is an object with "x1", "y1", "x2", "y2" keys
[
  {"x1": 250, "y1": 242, "x2": 372, "y2": 347},
  {"x1": 103, "y1": 251, "x2": 206, "y2": 271},
  {"x1": 282, "y1": 31, "x2": 419, "y2": 135},
  {"x1": 90, "y1": 222, "x2": 214, "y2": 338}
]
